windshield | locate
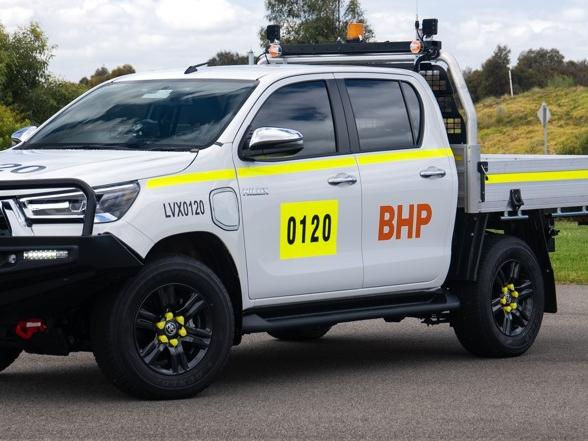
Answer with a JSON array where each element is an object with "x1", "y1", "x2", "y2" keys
[{"x1": 22, "y1": 79, "x2": 257, "y2": 151}]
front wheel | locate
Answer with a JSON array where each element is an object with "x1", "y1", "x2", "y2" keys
[
  {"x1": 452, "y1": 235, "x2": 545, "y2": 358},
  {"x1": 92, "y1": 257, "x2": 234, "y2": 400}
]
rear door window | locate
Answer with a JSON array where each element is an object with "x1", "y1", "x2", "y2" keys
[
  {"x1": 400, "y1": 82, "x2": 422, "y2": 145},
  {"x1": 345, "y1": 79, "x2": 417, "y2": 152}
]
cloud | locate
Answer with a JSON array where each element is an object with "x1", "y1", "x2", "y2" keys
[
  {"x1": 0, "y1": 0, "x2": 586, "y2": 80},
  {"x1": 155, "y1": 0, "x2": 242, "y2": 31},
  {"x1": 0, "y1": 6, "x2": 34, "y2": 29},
  {"x1": 0, "y1": 0, "x2": 263, "y2": 81},
  {"x1": 562, "y1": 7, "x2": 587, "y2": 21}
]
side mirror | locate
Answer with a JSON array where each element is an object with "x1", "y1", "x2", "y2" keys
[
  {"x1": 242, "y1": 127, "x2": 303, "y2": 160},
  {"x1": 11, "y1": 126, "x2": 38, "y2": 146}
]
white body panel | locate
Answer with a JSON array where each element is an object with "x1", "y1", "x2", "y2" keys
[
  {"x1": 236, "y1": 155, "x2": 363, "y2": 298},
  {"x1": 356, "y1": 150, "x2": 457, "y2": 288}
]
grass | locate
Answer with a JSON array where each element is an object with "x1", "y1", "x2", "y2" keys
[
  {"x1": 477, "y1": 86, "x2": 588, "y2": 155},
  {"x1": 552, "y1": 221, "x2": 588, "y2": 284}
]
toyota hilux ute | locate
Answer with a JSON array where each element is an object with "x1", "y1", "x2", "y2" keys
[{"x1": 0, "y1": 20, "x2": 587, "y2": 399}]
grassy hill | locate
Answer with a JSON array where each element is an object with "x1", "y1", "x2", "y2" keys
[{"x1": 477, "y1": 86, "x2": 588, "y2": 155}]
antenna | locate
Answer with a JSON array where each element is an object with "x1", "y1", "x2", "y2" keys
[{"x1": 415, "y1": 0, "x2": 420, "y2": 40}]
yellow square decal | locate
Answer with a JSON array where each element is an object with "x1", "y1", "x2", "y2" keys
[{"x1": 280, "y1": 200, "x2": 338, "y2": 260}]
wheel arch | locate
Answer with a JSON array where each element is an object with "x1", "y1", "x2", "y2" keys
[
  {"x1": 146, "y1": 232, "x2": 244, "y2": 343},
  {"x1": 448, "y1": 209, "x2": 557, "y2": 313}
]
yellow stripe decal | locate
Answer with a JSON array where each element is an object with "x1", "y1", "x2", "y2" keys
[
  {"x1": 356, "y1": 147, "x2": 453, "y2": 166},
  {"x1": 487, "y1": 170, "x2": 588, "y2": 185},
  {"x1": 146, "y1": 148, "x2": 453, "y2": 188},
  {"x1": 237, "y1": 156, "x2": 356, "y2": 178},
  {"x1": 146, "y1": 169, "x2": 237, "y2": 189}
]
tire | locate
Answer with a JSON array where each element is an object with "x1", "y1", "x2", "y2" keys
[
  {"x1": 91, "y1": 257, "x2": 234, "y2": 400},
  {"x1": 268, "y1": 325, "x2": 331, "y2": 341},
  {"x1": 0, "y1": 348, "x2": 21, "y2": 373},
  {"x1": 452, "y1": 235, "x2": 545, "y2": 358}
]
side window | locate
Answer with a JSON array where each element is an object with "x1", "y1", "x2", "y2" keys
[
  {"x1": 400, "y1": 82, "x2": 422, "y2": 145},
  {"x1": 246, "y1": 81, "x2": 337, "y2": 159},
  {"x1": 345, "y1": 79, "x2": 415, "y2": 152}
]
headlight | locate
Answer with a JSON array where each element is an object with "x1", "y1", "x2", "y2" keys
[{"x1": 18, "y1": 182, "x2": 140, "y2": 224}]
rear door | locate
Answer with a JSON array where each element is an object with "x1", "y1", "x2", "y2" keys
[
  {"x1": 234, "y1": 76, "x2": 363, "y2": 300},
  {"x1": 336, "y1": 73, "x2": 457, "y2": 289}
]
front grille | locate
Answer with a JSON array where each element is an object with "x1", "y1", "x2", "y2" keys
[{"x1": 0, "y1": 204, "x2": 12, "y2": 237}]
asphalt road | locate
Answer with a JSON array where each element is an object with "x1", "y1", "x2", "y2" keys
[{"x1": 0, "y1": 285, "x2": 586, "y2": 441}]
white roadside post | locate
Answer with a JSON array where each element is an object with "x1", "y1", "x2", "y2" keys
[{"x1": 537, "y1": 102, "x2": 551, "y2": 154}]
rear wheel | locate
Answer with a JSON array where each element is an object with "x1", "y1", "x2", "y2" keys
[
  {"x1": 92, "y1": 257, "x2": 234, "y2": 400},
  {"x1": 0, "y1": 348, "x2": 21, "y2": 373},
  {"x1": 268, "y1": 325, "x2": 331, "y2": 341},
  {"x1": 452, "y1": 235, "x2": 544, "y2": 358}
]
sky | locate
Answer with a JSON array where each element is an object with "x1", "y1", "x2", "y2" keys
[{"x1": 1, "y1": 0, "x2": 587, "y2": 82}]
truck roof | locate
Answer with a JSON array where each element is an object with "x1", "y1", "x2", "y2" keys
[{"x1": 113, "y1": 64, "x2": 422, "y2": 83}]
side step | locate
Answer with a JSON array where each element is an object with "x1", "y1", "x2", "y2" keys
[{"x1": 242, "y1": 292, "x2": 460, "y2": 333}]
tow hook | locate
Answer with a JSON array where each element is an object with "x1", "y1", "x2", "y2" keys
[{"x1": 15, "y1": 319, "x2": 48, "y2": 340}]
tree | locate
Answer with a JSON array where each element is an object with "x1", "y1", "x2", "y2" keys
[
  {"x1": 465, "y1": 45, "x2": 512, "y2": 101},
  {"x1": 0, "y1": 23, "x2": 89, "y2": 132},
  {"x1": 207, "y1": 51, "x2": 248, "y2": 66},
  {"x1": 478, "y1": 45, "x2": 511, "y2": 99},
  {"x1": 513, "y1": 48, "x2": 565, "y2": 91},
  {"x1": 0, "y1": 23, "x2": 53, "y2": 112},
  {"x1": 0, "y1": 104, "x2": 29, "y2": 148},
  {"x1": 27, "y1": 78, "x2": 87, "y2": 123},
  {"x1": 463, "y1": 67, "x2": 483, "y2": 102},
  {"x1": 564, "y1": 60, "x2": 588, "y2": 87},
  {"x1": 261, "y1": 0, "x2": 374, "y2": 45},
  {"x1": 0, "y1": 25, "x2": 8, "y2": 89},
  {"x1": 79, "y1": 64, "x2": 136, "y2": 88}
]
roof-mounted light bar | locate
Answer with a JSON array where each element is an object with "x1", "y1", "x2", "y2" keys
[{"x1": 263, "y1": 21, "x2": 441, "y2": 62}]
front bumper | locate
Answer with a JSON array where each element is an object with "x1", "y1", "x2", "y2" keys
[
  {"x1": 0, "y1": 178, "x2": 143, "y2": 309},
  {"x1": 0, "y1": 234, "x2": 143, "y2": 307}
]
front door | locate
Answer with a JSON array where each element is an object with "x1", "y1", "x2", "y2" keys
[{"x1": 235, "y1": 77, "x2": 363, "y2": 299}]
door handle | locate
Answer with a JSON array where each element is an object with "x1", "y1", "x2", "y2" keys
[
  {"x1": 328, "y1": 173, "x2": 358, "y2": 186},
  {"x1": 420, "y1": 167, "x2": 446, "y2": 179}
]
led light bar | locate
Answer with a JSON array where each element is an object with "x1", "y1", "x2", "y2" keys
[{"x1": 22, "y1": 250, "x2": 69, "y2": 261}]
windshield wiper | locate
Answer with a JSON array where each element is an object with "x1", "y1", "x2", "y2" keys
[
  {"x1": 22, "y1": 142, "x2": 203, "y2": 152},
  {"x1": 121, "y1": 142, "x2": 202, "y2": 152},
  {"x1": 23, "y1": 143, "x2": 135, "y2": 150},
  {"x1": 143, "y1": 146, "x2": 201, "y2": 152}
]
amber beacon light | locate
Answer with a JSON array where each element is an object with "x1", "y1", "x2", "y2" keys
[{"x1": 347, "y1": 23, "x2": 365, "y2": 42}]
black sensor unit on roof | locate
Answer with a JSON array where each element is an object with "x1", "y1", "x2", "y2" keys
[
  {"x1": 421, "y1": 19, "x2": 438, "y2": 38},
  {"x1": 266, "y1": 24, "x2": 281, "y2": 42}
]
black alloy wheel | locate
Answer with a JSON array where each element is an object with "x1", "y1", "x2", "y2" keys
[
  {"x1": 491, "y1": 259, "x2": 535, "y2": 337},
  {"x1": 134, "y1": 283, "x2": 212, "y2": 376}
]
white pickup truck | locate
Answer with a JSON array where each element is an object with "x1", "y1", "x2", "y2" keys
[{"x1": 0, "y1": 21, "x2": 586, "y2": 399}]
